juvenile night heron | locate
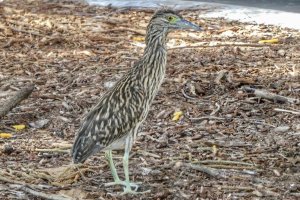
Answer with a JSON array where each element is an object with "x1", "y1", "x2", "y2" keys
[{"x1": 72, "y1": 9, "x2": 202, "y2": 194}]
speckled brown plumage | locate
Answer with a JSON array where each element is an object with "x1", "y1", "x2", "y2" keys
[
  {"x1": 72, "y1": 11, "x2": 172, "y2": 163},
  {"x1": 71, "y1": 9, "x2": 201, "y2": 194}
]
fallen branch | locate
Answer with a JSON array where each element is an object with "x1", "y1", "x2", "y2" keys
[
  {"x1": 20, "y1": 187, "x2": 71, "y2": 200},
  {"x1": 274, "y1": 108, "x2": 300, "y2": 115},
  {"x1": 242, "y1": 86, "x2": 300, "y2": 104},
  {"x1": 215, "y1": 185, "x2": 254, "y2": 191},
  {"x1": 170, "y1": 43, "x2": 270, "y2": 50},
  {"x1": 184, "y1": 163, "x2": 225, "y2": 178},
  {"x1": 193, "y1": 159, "x2": 254, "y2": 166},
  {"x1": 0, "y1": 84, "x2": 34, "y2": 118},
  {"x1": 205, "y1": 164, "x2": 258, "y2": 170}
]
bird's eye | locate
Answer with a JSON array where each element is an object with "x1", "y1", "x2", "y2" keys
[{"x1": 167, "y1": 16, "x2": 175, "y2": 22}]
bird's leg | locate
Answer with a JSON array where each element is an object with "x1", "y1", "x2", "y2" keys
[
  {"x1": 120, "y1": 136, "x2": 150, "y2": 195},
  {"x1": 104, "y1": 150, "x2": 140, "y2": 190},
  {"x1": 122, "y1": 138, "x2": 131, "y2": 191},
  {"x1": 105, "y1": 150, "x2": 120, "y2": 182}
]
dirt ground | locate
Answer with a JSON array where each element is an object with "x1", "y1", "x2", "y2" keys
[{"x1": 0, "y1": 0, "x2": 299, "y2": 199}]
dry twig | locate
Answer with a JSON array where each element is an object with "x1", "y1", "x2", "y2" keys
[
  {"x1": 34, "y1": 148, "x2": 70, "y2": 154},
  {"x1": 274, "y1": 108, "x2": 300, "y2": 115},
  {"x1": 0, "y1": 84, "x2": 34, "y2": 118},
  {"x1": 242, "y1": 86, "x2": 300, "y2": 104},
  {"x1": 205, "y1": 165, "x2": 258, "y2": 170},
  {"x1": 170, "y1": 43, "x2": 271, "y2": 50},
  {"x1": 184, "y1": 163, "x2": 225, "y2": 178},
  {"x1": 194, "y1": 160, "x2": 254, "y2": 166},
  {"x1": 215, "y1": 185, "x2": 254, "y2": 191},
  {"x1": 20, "y1": 187, "x2": 71, "y2": 200}
]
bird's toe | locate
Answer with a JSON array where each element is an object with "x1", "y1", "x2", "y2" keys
[
  {"x1": 120, "y1": 188, "x2": 151, "y2": 195},
  {"x1": 105, "y1": 180, "x2": 141, "y2": 190}
]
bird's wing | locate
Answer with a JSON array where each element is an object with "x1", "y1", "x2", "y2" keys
[{"x1": 71, "y1": 80, "x2": 145, "y2": 163}]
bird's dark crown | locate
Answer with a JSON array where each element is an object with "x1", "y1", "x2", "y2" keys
[
  {"x1": 146, "y1": 8, "x2": 201, "y2": 38},
  {"x1": 153, "y1": 9, "x2": 182, "y2": 18}
]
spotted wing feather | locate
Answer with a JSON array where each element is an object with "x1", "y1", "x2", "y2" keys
[{"x1": 72, "y1": 79, "x2": 145, "y2": 164}]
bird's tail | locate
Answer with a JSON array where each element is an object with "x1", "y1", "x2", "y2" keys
[{"x1": 71, "y1": 129, "x2": 101, "y2": 164}]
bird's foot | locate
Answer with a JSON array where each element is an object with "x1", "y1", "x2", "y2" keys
[
  {"x1": 105, "y1": 180, "x2": 141, "y2": 191},
  {"x1": 120, "y1": 187, "x2": 151, "y2": 195}
]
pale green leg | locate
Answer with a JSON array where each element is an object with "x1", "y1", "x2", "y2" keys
[
  {"x1": 104, "y1": 150, "x2": 140, "y2": 190},
  {"x1": 120, "y1": 136, "x2": 151, "y2": 195},
  {"x1": 105, "y1": 150, "x2": 120, "y2": 182}
]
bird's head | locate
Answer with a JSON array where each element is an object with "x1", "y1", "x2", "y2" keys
[{"x1": 149, "y1": 9, "x2": 202, "y2": 32}]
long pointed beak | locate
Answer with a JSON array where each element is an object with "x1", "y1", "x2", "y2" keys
[{"x1": 176, "y1": 19, "x2": 202, "y2": 31}]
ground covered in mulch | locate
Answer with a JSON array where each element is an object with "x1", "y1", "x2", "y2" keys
[{"x1": 0, "y1": 0, "x2": 299, "y2": 199}]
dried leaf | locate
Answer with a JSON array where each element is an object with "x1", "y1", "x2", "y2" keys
[
  {"x1": 132, "y1": 36, "x2": 144, "y2": 42},
  {"x1": 0, "y1": 133, "x2": 13, "y2": 139},
  {"x1": 12, "y1": 124, "x2": 26, "y2": 131},
  {"x1": 258, "y1": 38, "x2": 279, "y2": 44},
  {"x1": 172, "y1": 111, "x2": 183, "y2": 121},
  {"x1": 212, "y1": 145, "x2": 218, "y2": 156}
]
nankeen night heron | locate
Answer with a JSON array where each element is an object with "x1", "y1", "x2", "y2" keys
[{"x1": 71, "y1": 9, "x2": 202, "y2": 194}]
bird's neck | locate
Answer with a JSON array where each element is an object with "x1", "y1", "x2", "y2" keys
[
  {"x1": 144, "y1": 26, "x2": 168, "y2": 55},
  {"x1": 136, "y1": 26, "x2": 168, "y2": 98},
  {"x1": 141, "y1": 26, "x2": 168, "y2": 72}
]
